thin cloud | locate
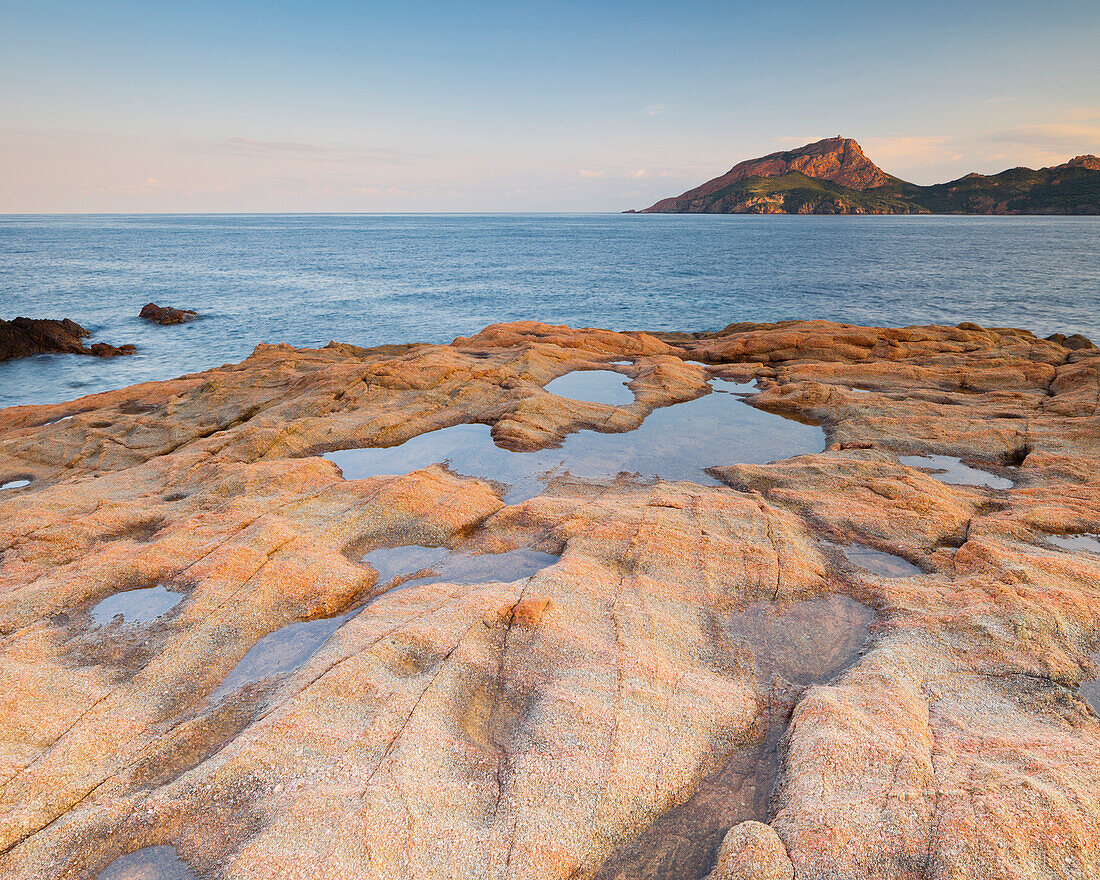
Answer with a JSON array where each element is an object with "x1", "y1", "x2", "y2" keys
[
  {"x1": 94, "y1": 177, "x2": 171, "y2": 194},
  {"x1": 989, "y1": 123, "x2": 1100, "y2": 151},
  {"x1": 630, "y1": 169, "x2": 649, "y2": 179},
  {"x1": 223, "y1": 137, "x2": 332, "y2": 153},
  {"x1": 773, "y1": 135, "x2": 828, "y2": 147},
  {"x1": 578, "y1": 169, "x2": 604, "y2": 178},
  {"x1": 1062, "y1": 108, "x2": 1100, "y2": 122},
  {"x1": 214, "y1": 138, "x2": 422, "y2": 164},
  {"x1": 643, "y1": 104, "x2": 667, "y2": 116},
  {"x1": 861, "y1": 135, "x2": 957, "y2": 163},
  {"x1": 90, "y1": 178, "x2": 233, "y2": 197}
]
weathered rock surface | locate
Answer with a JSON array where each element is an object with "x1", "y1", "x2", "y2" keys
[
  {"x1": 1046, "y1": 331, "x2": 1096, "y2": 350},
  {"x1": 706, "y1": 821, "x2": 793, "y2": 880},
  {"x1": 0, "y1": 317, "x2": 136, "y2": 362},
  {"x1": 139, "y1": 303, "x2": 199, "y2": 325},
  {"x1": 0, "y1": 319, "x2": 1098, "y2": 879}
]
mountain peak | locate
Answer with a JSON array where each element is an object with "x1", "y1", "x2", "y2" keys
[
  {"x1": 1059, "y1": 155, "x2": 1100, "y2": 171},
  {"x1": 730, "y1": 137, "x2": 892, "y2": 189},
  {"x1": 641, "y1": 136, "x2": 894, "y2": 213}
]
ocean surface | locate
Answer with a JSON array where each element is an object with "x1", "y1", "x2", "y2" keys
[{"x1": 1, "y1": 214, "x2": 1098, "y2": 409}]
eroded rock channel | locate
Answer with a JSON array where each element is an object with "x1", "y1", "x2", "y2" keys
[
  {"x1": 593, "y1": 596, "x2": 873, "y2": 880},
  {"x1": 0, "y1": 319, "x2": 1097, "y2": 880}
]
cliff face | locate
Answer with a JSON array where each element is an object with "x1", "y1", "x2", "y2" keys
[{"x1": 638, "y1": 139, "x2": 1100, "y2": 214}]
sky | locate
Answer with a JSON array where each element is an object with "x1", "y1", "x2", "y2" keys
[{"x1": 1, "y1": 0, "x2": 1098, "y2": 212}]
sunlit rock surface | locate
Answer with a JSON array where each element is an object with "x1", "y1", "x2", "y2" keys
[{"x1": 0, "y1": 319, "x2": 1097, "y2": 879}]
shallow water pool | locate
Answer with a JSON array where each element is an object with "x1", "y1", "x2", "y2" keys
[
  {"x1": 363, "y1": 545, "x2": 558, "y2": 590},
  {"x1": 96, "y1": 845, "x2": 198, "y2": 880},
  {"x1": 208, "y1": 612, "x2": 353, "y2": 704},
  {"x1": 325, "y1": 381, "x2": 824, "y2": 503},
  {"x1": 1048, "y1": 533, "x2": 1100, "y2": 554},
  {"x1": 91, "y1": 585, "x2": 183, "y2": 626},
  {"x1": 544, "y1": 369, "x2": 634, "y2": 406},
  {"x1": 837, "y1": 543, "x2": 922, "y2": 578},
  {"x1": 900, "y1": 454, "x2": 1014, "y2": 490}
]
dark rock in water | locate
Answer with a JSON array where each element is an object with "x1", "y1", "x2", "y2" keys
[
  {"x1": 88, "y1": 341, "x2": 138, "y2": 357},
  {"x1": 0, "y1": 316, "x2": 135, "y2": 362},
  {"x1": 140, "y1": 302, "x2": 199, "y2": 325},
  {"x1": 0, "y1": 316, "x2": 89, "y2": 361}
]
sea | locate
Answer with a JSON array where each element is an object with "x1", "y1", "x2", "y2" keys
[{"x1": 1, "y1": 213, "x2": 1098, "y2": 410}]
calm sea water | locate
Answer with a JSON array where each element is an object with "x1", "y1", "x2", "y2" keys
[{"x1": 1, "y1": 214, "x2": 1098, "y2": 409}]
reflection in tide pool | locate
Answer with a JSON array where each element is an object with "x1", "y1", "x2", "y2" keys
[
  {"x1": 837, "y1": 543, "x2": 922, "y2": 578},
  {"x1": 209, "y1": 612, "x2": 352, "y2": 704},
  {"x1": 363, "y1": 545, "x2": 558, "y2": 590},
  {"x1": 1049, "y1": 533, "x2": 1100, "y2": 554},
  {"x1": 899, "y1": 454, "x2": 1014, "y2": 489},
  {"x1": 363, "y1": 544, "x2": 452, "y2": 587},
  {"x1": 0, "y1": 479, "x2": 31, "y2": 490},
  {"x1": 325, "y1": 383, "x2": 824, "y2": 504},
  {"x1": 709, "y1": 377, "x2": 758, "y2": 395},
  {"x1": 96, "y1": 845, "x2": 198, "y2": 880},
  {"x1": 544, "y1": 369, "x2": 634, "y2": 405},
  {"x1": 1082, "y1": 652, "x2": 1100, "y2": 715},
  {"x1": 91, "y1": 585, "x2": 183, "y2": 626},
  {"x1": 211, "y1": 546, "x2": 558, "y2": 704}
]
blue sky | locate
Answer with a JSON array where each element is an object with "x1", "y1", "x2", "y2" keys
[{"x1": 2, "y1": 0, "x2": 1098, "y2": 211}]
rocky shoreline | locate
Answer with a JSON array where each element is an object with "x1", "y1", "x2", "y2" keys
[
  {"x1": 0, "y1": 316, "x2": 135, "y2": 362},
  {"x1": 0, "y1": 319, "x2": 1098, "y2": 879}
]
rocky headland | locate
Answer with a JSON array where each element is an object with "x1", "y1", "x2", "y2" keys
[
  {"x1": 0, "y1": 317, "x2": 136, "y2": 362},
  {"x1": 0, "y1": 319, "x2": 1098, "y2": 879},
  {"x1": 635, "y1": 137, "x2": 1100, "y2": 214}
]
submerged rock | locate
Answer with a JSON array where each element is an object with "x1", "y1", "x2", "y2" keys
[
  {"x1": 139, "y1": 303, "x2": 199, "y2": 325},
  {"x1": 0, "y1": 319, "x2": 1097, "y2": 879},
  {"x1": 0, "y1": 316, "x2": 135, "y2": 361}
]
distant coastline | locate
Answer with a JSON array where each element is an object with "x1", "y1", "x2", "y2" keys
[{"x1": 631, "y1": 136, "x2": 1100, "y2": 215}]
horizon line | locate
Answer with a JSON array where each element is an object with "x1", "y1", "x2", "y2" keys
[{"x1": 2, "y1": 211, "x2": 1095, "y2": 219}]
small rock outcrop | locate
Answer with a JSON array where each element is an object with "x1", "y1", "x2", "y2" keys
[
  {"x1": 707, "y1": 822, "x2": 794, "y2": 880},
  {"x1": 139, "y1": 303, "x2": 198, "y2": 325},
  {"x1": 0, "y1": 317, "x2": 135, "y2": 362},
  {"x1": 1046, "y1": 331, "x2": 1096, "y2": 350}
]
